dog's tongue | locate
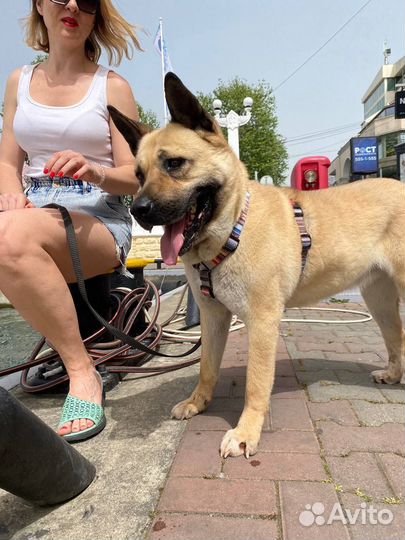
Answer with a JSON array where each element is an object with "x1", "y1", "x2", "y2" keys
[{"x1": 161, "y1": 218, "x2": 186, "y2": 265}]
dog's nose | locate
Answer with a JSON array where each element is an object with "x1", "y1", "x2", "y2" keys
[{"x1": 132, "y1": 196, "x2": 154, "y2": 218}]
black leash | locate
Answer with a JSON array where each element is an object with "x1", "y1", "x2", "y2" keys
[{"x1": 44, "y1": 203, "x2": 201, "y2": 358}]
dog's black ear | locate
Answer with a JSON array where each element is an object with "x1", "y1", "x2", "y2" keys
[
  {"x1": 108, "y1": 105, "x2": 150, "y2": 155},
  {"x1": 164, "y1": 73, "x2": 216, "y2": 133}
]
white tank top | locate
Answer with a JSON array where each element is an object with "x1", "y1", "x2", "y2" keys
[{"x1": 13, "y1": 64, "x2": 114, "y2": 178}]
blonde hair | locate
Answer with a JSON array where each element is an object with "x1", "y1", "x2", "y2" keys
[{"x1": 25, "y1": 0, "x2": 143, "y2": 66}]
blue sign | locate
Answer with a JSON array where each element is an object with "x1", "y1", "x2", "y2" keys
[{"x1": 351, "y1": 137, "x2": 379, "y2": 174}]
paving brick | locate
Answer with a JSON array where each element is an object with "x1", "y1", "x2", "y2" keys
[
  {"x1": 223, "y1": 452, "x2": 325, "y2": 481},
  {"x1": 350, "y1": 401, "x2": 405, "y2": 426},
  {"x1": 316, "y1": 421, "x2": 405, "y2": 456},
  {"x1": 380, "y1": 387, "x2": 405, "y2": 404},
  {"x1": 187, "y1": 411, "x2": 240, "y2": 431},
  {"x1": 275, "y1": 358, "x2": 296, "y2": 377},
  {"x1": 307, "y1": 381, "x2": 386, "y2": 403},
  {"x1": 271, "y1": 388, "x2": 307, "y2": 399},
  {"x1": 213, "y1": 378, "x2": 233, "y2": 398},
  {"x1": 270, "y1": 398, "x2": 313, "y2": 430},
  {"x1": 340, "y1": 493, "x2": 405, "y2": 540},
  {"x1": 308, "y1": 401, "x2": 359, "y2": 426},
  {"x1": 289, "y1": 349, "x2": 327, "y2": 361},
  {"x1": 326, "y1": 452, "x2": 393, "y2": 499},
  {"x1": 336, "y1": 370, "x2": 384, "y2": 387},
  {"x1": 274, "y1": 376, "x2": 301, "y2": 390},
  {"x1": 377, "y1": 454, "x2": 405, "y2": 499},
  {"x1": 279, "y1": 481, "x2": 350, "y2": 539},
  {"x1": 293, "y1": 358, "x2": 363, "y2": 372},
  {"x1": 259, "y1": 430, "x2": 320, "y2": 453},
  {"x1": 297, "y1": 341, "x2": 348, "y2": 353},
  {"x1": 322, "y1": 352, "x2": 384, "y2": 367},
  {"x1": 169, "y1": 431, "x2": 222, "y2": 477},
  {"x1": 207, "y1": 397, "x2": 245, "y2": 412},
  {"x1": 157, "y1": 477, "x2": 277, "y2": 515},
  {"x1": 149, "y1": 514, "x2": 278, "y2": 540},
  {"x1": 296, "y1": 369, "x2": 339, "y2": 385}
]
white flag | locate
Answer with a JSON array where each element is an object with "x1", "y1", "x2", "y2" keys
[{"x1": 154, "y1": 25, "x2": 173, "y2": 74}]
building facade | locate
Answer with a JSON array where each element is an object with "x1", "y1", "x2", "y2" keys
[{"x1": 330, "y1": 55, "x2": 405, "y2": 184}]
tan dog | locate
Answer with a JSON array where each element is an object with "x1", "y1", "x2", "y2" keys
[{"x1": 109, "y1": 73, "x2": 405, "y2": 458}]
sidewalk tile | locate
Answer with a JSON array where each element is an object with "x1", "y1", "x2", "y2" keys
[
  {"x1": 350, "y1": 401, "x2": 405, "y2": 426},
  {"x1": 213, "y1": 378, "x2": 233, "y2": 398},
  {"x1": 187, "y1": 411, "x2": 240, "y2": 431},
  {"x1": 223, "y1": 452, "x2": 325, "y2": 481},
  {"x1": 307, "y1": 381, "x2": 386, "y2": 403},
  {"x1": 169, "y1": 431, "x2": 222, "y2": 477},
  {"x1": 157, "y1": 478, "x2": 276, "y2": 515},
  {"x1": 207, "y1": 398, "x2": 244, "y2": 412},
  {"x1": 340, "y1": 493, "x2": 405, "y2": 540},
  {"x1": 279, "y1": 481, "x2": 350, "y2": 540},
  {"x1": 380, "y1": 387, "x2": 405, "y2": 404},
  {"x1": 296, "y1": 342, "x2": 348, "y2": 353},
  {"x1": 275, "y1": 358, "x2": 296, "y2": 377},
  {"x1": 316, "y1": 421, "x2": 405, "y2": 456},
  {"x1": 271, "y1": 388, "x2": 307, "y2": 399},
  {"x1": 377, "y1": 454, "x2": 405, "y2": 499},
  {"x1": 296, "y1": 369, "x2": 339, "y2": 385},
  {"x1": 270, "y1": 398, "x2": 313, "y2": 430},
  {"x1": 149, "y1": 514, "x2": 278, "y2": 540},
  {"x1": 293, "y1": 358, "x2": 362, "y2": 372},
  {"x1": 308, "y1": 401, "x2": 359, "y2": 426},
  {"x1": 326, "y1": 452, "x2": 393, "y2": 499},
  {"x1": 259, "y1": 431, "x2": 320, "y2": 453}
]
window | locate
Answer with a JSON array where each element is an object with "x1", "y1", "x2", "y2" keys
[{"x1": 364, "y1": 81, "x2": 385, "y2": 119}]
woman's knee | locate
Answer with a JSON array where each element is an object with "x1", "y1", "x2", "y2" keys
[{"x1": 0, "y1": 211, "x2": 35, "y2": 267}]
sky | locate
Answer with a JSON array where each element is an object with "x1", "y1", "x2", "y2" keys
[{"x1": 1, "y1": 0, "x2": 404, "y2": 180}]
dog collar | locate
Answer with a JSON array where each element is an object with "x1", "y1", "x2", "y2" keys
[{"x1": 193, "y1": 192, "x2": 250, "y2": 299}]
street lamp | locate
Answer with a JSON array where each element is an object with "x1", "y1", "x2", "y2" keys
[{"x1": 212, "y1": 97, "x2": 253, "y2": 159}]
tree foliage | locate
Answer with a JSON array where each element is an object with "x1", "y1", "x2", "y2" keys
[
  {"x1": 197, "y1": 78, "x2": 288, "y2": 185},
  {"x1": 137, "y1": 104, "x2": 160, "y2": 130}
]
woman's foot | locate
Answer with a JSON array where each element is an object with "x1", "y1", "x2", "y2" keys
[{"x1": 58, "y1": 366, "x2": 103, "y2": 436}]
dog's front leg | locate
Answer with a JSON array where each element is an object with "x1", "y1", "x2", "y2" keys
[
  {"x1": 171, "y1": 299, "x2": 232, "y2": 420},
  {"x1": 220, "y1": 308, "x2": 282, "y2": 458}
]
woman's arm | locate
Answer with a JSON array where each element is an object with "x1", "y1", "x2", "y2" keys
[
  {"x1": 104, "y1": 71, "x2": 141, "y2": 195},
  {"x1": 0, "y1": 68, "x2": 30, "y2": 210}
]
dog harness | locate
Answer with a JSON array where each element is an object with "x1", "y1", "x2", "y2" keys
[
  {"x1": 194, "y1": 193, "x2": 311, "y2": 299},
  {"x1": 291, "y1": 201, "x2": 312, "y2": 272}
]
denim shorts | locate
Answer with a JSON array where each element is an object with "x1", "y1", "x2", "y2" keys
[{"x1": 25, "y1": 177, "x2": 133, "y2": 276}]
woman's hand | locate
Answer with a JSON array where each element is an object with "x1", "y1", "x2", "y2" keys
[
  {"x1": 0, "y1": 193, "x2": 34, "y2": 211},
  {"x1": 43, "y1": 150, "x2": 104, "y2": 185}
]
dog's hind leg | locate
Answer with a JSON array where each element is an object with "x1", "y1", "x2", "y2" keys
[
  {"x1": 171, "y1": 299, "x2": 232, "y2": 420},
  {"x1": 360, "y1": 271, "x2": 405, "y2": 384}
]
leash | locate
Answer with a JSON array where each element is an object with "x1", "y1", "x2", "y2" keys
[{"x1": 44, "y1": 203, "x2": 201, "y2": 359}]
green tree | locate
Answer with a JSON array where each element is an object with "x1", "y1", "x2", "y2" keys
[
  {"x1": 197, "y1": 78, "x2": 288, "y2": 185},
  {"x1": 137, "y1": 104, "x2": 160, "y2": 130}
]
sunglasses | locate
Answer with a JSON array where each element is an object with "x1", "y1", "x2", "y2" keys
[{"x1": 49, "y1": 0, "x2": 99, "y2": 15}]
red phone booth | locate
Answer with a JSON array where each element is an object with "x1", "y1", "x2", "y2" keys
[{"x1": 290, "y1": 156, "x2": 330, "y2": 190}]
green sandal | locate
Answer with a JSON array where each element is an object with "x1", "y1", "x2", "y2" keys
[{"x1": 58, "y1": 390, "x2": 106, "y2": 443}]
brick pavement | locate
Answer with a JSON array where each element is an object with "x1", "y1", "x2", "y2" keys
[{"x1": 147, "y1": 303, "x2": 405, "y2": 540}]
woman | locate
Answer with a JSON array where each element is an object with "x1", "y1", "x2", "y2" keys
[{"x1": 0, "y1": 0, "x2": 142, "y2": 442}]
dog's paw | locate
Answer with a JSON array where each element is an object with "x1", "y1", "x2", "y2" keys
[
  {"x1": 220, "y1": 428, "x2": 259, "y2": 459},
  {"x1": 171, "y1": 399, "x2": 200, "y2": 420},
  {"x1": 371, "y1": 369, "x2": 402, "y2": 385}
]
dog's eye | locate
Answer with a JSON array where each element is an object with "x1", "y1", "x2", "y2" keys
[{"x1": 164, "y1": 158, "x2": 185, "y2": 172}]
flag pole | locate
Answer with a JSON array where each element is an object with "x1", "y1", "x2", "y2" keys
[{"x1": 159, "y1": 17, "x2": 169, "y2": 125}]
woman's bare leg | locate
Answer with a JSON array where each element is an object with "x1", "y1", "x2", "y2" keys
[{"x1": 0, "y1": 207, "x2": 121, "y2": 435}]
